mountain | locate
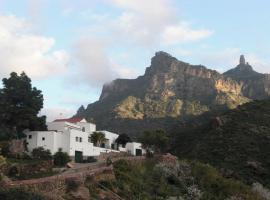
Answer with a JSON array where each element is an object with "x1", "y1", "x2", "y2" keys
[
  {"x1": 172, "y1": 99, "x2": 270, "y2": 186},
  {"x1": 76, "y1": 52, "x2": 269, "y2": 136},
  {"x1": 224, "y1": 55, "x2": 270, "y2": 99}
]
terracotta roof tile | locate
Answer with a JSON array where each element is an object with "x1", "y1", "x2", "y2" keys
[{"x1": 53, "y1": 117, "x2": 85, "y2": 123}]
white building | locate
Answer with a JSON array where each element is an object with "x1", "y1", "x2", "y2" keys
[{"x1": 25, "y1": 117, "x2": 145, "y2": 162}]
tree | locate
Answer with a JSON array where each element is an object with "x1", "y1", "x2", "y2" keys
[
  {"x1": 90, "y1": 132, "x2": 106, "y2": 147},
  {"x1": 0, "y1": 72, "x2": 47, "y2": 139},
  {"x1": 32, "y1": 147, "x2": 52, "y2": 160},
  {"x1": 139, "y1": 130, "x2": 169, "y2": 154},
  {"x1": 115, "y1": 133, "x2": 132, "y2": 148},
  {"x1": 53, "y1": 149, "x2": 70, "y2": 166},
  {"x1": 0, "y1": 155, "x2": 5, "y2": 167}
]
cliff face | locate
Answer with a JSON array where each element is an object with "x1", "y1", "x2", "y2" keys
[{"x1": 76, "y1": 52, "x2": 269, "y2": 135}]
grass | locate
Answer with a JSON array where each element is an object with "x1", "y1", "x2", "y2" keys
[
  {"x1": 6, "y1": 158, "x2": 41, "y2": 165},
  {"x1": 14, "y1": 170, "x2": 58, "y2": 180}
]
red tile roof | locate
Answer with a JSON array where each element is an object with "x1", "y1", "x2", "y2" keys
[{"x1": 53, "y1": 117, "x2": 85, "y2": 123}]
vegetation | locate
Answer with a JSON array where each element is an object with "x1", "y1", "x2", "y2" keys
[
  {"x1": 139, "y1": 130, "x2": 169, "y2": 154},
  {"x1": 96, "y1": 158, "x2": 264, "y2": 200},
  {"x1": 90, "y1": 131, "x2": 106, "y2": 147},
  {"x1": 172, "y1": 99, "x2": 270, "y2": 187},
  {"x1": 0, "y1": 72, "x2": 47, "y2": 140},
  {"x1": 0, "y1": 188, "x2": 46, "y2": 200},
  {"x1": 0, "y1": 155, "x2": 5, "y2": 167},
  {"x1": 115, "y1": 133, "x2": 132, "y2": 147},
  {"x1": 53, "y1": 149, "x2": 70, "y2": 166},
  {"x1": 32, "y1": 147, "x2": 52, "y2": 160}
]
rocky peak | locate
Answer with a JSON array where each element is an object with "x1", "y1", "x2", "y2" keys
[
  {"x1": 145, "y1": 51, "x2": 178, "y2": 75},
  {"x1": 223, "y1": 55, "x2": 260, "y2": 80},
  {"x1": 76, "y1": 105, "x2": 86, "y2": 117},
  {"x1": 239, "y1": 55, "x2": 246, "y2": 65}
]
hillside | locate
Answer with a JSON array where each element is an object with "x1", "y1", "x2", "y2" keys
[
  {"x1": 172, "y1": 99, "x2": 270, "y2": 187},
  {"x1": 76, "y1": 52, "x2": 270, "y2": 136}
]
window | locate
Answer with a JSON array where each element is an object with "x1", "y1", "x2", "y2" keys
[
  {"x1": 28, "y1": 135, "x2": 32, "y2": 139},
  {"x1": 79, "y1": 137, "x2": 82, "y2": 142},
  {"x1": 82, "y1": 127, "x2": 85, "y2": 132},
  {"x1": 76, "y1": 137, "x2": 79, "y2": 142},
  {"x1": 42, "y1": 137, "x2": 45, "y2": 141}
]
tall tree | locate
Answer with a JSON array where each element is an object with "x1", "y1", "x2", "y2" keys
[
  {"x1": 115, "y1": 133, "x2": 132, "y2": 147},
  {"x1": 139, "y1": 130, "x2": 169, "y2": 154},
  {"x1": 90, "y1": 131, "x2": 106, "y2": 147},
  {"x1": 0, "y1": 72, "x2": 47, "y2": 139}
]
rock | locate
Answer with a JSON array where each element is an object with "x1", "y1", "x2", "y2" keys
[
  {"x1": 75, "y1": 52, "x2": 270, "y2": 136},
  {"x1": 240, "y1": 55, "x2": 246, "y2": 65},
  {"x1": 158, "y1": 153, "x2": 178, "y2": 165},
  {"x1": 66, "y1": 162, "x2": 74, "y2": 168}
]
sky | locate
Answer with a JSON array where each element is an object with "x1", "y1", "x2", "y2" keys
[{"x1": 0, "y1": 0, "x2": 270, "y2": 121}]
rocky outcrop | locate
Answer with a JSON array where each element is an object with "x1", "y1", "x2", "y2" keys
[{"x1": 76, "y1": 52, "x2": 270, "y2": 136}]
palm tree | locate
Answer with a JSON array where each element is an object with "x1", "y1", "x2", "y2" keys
[{"x1": 90, "y1": 132, "x2": 106, "y2": 147}]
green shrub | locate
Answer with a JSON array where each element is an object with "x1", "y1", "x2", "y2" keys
[
  {"x1": 0, "y1": 155, "x2": 6, "y2": 167},
  {"x1": 32, "y1": 147, "x2": 52, "y2": 160},
  {"x1": 0, "y1": 142, "x2": 10, "y2": 157},
  {"x1": 191, "y1": 162, "x2": 263, "y2": 200},
  {"x1": 65, "y1": 178, "x2": 81, "y2": 192},
  {"x1": 53, "y1": 149, "x2": 70, "y2": 166},
  {"x1": 8, "y1": 165, "x2": 19, "y2": 177},
  {"x1": 0, "y1": 188, "x2": 45, "y2": 200}
]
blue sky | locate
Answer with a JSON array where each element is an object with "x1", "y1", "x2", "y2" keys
[{"x1": 0, "y1": 0, "x2": 269, "y2": 121}]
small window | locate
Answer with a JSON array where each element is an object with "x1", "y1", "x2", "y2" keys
[
  {"x1": 76, "y1": 137, "x2": 79, "y2": 142},
  {"x1": 28, "y1": 135, "x2": 32, "y2": 139},
  {"x1": 82, "y1": 127, "x2": 85, "y2": 132},
  {"x1": 79, "y1": 137, "x2": 82, "y2": 142},
  {"x1": 42, "y1": 137, "x2": 45, "y2": 141}
]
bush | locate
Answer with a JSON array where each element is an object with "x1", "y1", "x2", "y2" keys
[
  {"x1": 0, "y1": 142, "x2": 10, "y2": 157},
  {"x1": 53, "y1": 149, "x2": 70, "y2": 166},
  {"x1": 0, "y1": 188, "x2": 45, "y2": 200},
  {"x1": 65, "y1": 178, "x2": 81, "y2": 192},
  {"x1": 32, "y1": 147, "x2": 52, "y2": 160},
  {"x1": 0, "y1": 155, "x2": 6, "y2": 167},
  {"x1": 8, "y1": 165, "x2": 19, "y2": 177}
]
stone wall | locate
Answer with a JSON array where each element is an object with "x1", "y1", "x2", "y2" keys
[
  {"x1": 1, "y1": 160, "x2": 54, "y2": 178},
  {"x1": 5, "y1": 165, "x2": 113, "y2": 193},
  {"x1": 9, "y1": 139, "x2": 25, "y2": 157}
]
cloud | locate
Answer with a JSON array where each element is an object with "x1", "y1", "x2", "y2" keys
[
  {"x1": 72, "y1": 37, "x2": 137, "y2": 87},
  {"x1": 162, "y1": 23, "x2": 213, "y2": 45},
  {"x1": 106, "y1": 0, "x2": 212, "y2": 46},
  {"x1": 194, "y1": 48, "x2": 270, "y2": 73},
  {"x1": 0, "y1": 15, "x2": 69, "y2": 79}
]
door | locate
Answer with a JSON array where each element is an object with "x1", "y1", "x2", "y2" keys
[
  {"x1": 75, "y1": 151, "x2": 83, "y2": 163},
  {"x1": 135, "y1": 149, "x2": 142, "y2": 156}
]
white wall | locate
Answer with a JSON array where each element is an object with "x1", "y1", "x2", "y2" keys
[
  {"x1": 126, "y1": 142, "x2": 145, "y2": 156},
  {"x1": 26, "y1": 131, "x2": 58, "y2": 154},
  {"x1": 77, "y1": 122, "x2": 96, "y2": 133},
  {"x1": 68, "y1": 129, "x2": 94, "y2": 157},
  {"x1": 97, "y1": 130, "x2": 118, "y2": 149}
]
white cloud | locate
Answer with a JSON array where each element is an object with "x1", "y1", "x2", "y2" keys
[
  {"x1": 72, "y1": 37, "x2": 137, "y2": 87},
  {"x1": 194, "y1": 48, "x2": 270, "y2": 73},
  {"x1": 245, "y1": 54, "x2": 270, "y2": 74},
  {"x1": 0, "y1": 15, "x2": 69, "y2": 79},
  {"x1": 162, "y1": 23, "x2": 213, "y2": 45},
  {"x1": 106, "y1": 0, "x2": 212, "y2": 46}
]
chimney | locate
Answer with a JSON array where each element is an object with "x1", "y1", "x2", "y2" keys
[{"x1": 239, "y1": 55, "x2": 246, "y2": 65}]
